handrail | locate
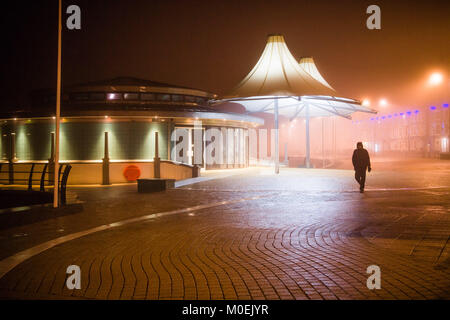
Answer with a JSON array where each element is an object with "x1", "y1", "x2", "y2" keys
[
  {"x1": 0, "y1": 161, "x2": 72, "y2": 206},
  {"x1": 40, "y1": 163, "x2": 49, "y2": 192},
  {"x1": 60, "y1": 165, "x2": 72, "y2": 205},
  {"x1": 28, "y1": 163, "x2": 35, "y2": 191}
]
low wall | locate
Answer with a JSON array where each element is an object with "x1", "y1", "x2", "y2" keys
[
  {"x1": 161, "y1": 161, "x2": 194, "y2": 180},
  {"x1": 0, "y1": 160, "x2": 197, "y2": 185}
]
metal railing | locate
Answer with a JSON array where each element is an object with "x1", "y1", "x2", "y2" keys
[{"x1": 0, "y1": 162, "x2": 72, "y2": 205}]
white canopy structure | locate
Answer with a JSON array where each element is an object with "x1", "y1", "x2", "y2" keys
[{"x1": 214, "y1": 34, "x2": 376, "y2": 172}]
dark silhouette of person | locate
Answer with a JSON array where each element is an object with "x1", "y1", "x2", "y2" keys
[{"x1": 352, "y1": 142, "x2": 371, "y2": 193}]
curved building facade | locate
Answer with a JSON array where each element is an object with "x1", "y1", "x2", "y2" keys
[{"x1": 0, "y1": 77, "x2": 263, "y2": 184}]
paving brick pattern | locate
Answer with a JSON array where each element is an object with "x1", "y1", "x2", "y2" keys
[{"x1": 0, "y1": 166, "x2": 449, "y2": 300}]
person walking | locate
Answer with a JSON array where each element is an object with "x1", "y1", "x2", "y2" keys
[{"x1": 352, "y1": 142, "x2": 371, "y2": 193}]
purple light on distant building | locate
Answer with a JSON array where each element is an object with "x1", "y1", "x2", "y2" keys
[
  {"x1": 415, "y1": 110, "x2": 419, "y2": 114},
  {"x1": 444, "y1": 104, "x2": 449, "y2": 108},
  {"x1": 406, "y1": 111, "x2": 412, "y2": 116},
  {"x1": 430, "y1": 106, "x2": 436, "y2": 110}
]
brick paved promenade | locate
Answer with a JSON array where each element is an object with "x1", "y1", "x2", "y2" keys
[{"x1": 0, "y1": 160, "x2": 449, "y2": 299}]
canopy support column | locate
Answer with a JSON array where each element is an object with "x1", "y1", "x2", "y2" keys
[
  {"x1": 305, "y1": 102, "x2": 311, "y2": 168},
  {"x1": 274, "y1": 98, "x2": 279, "y2": 174},
  {"x1": 322, "y1": 117, "x2": 325, "y2": 168}
]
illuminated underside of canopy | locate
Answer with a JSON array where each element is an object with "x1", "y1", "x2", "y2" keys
[{"x1": 225, "y1": 95, "x2": 375, "y2": 120}]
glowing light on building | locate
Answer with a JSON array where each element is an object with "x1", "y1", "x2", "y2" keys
[
  {"x1": 107, "y1": 93, "x2": 121, "y2": 100},
  {"x1": 362, "y1": 99, "x2": 371, "y2": 107},
  {"x1": 430, "y1": 106, "x2": 436, "y2": 110},
  {"x1": 442, "y1": 138, "x2": 449, "y2": 153},
  {"x1": 379, "y1": 98, "x2": 388, "y2": 107}
]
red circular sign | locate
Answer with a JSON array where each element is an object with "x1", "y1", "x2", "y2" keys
[{"x1": 123, "y1": 165, "x2": 141, "y2": 181}]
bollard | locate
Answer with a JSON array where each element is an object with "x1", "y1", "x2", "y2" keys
[
  {"x1": 154, "y1": 131, "x2": 160, "y2": 178},
  {"x1": 102, "y1": 131, "x2": 110, "y2": 185}
]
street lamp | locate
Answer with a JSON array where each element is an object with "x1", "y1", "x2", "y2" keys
[
  {"x1": 428, "y1": 72, "x2": 443, "y2": 86},
  {"x1": 379, "y1": 98, "x2": 388, "y2": 108}
]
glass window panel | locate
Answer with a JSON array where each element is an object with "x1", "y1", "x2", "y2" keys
[
  {"x1": 90, "y1": 93, "x2": 105, "y2": 100},
  {"x1": 185, "y1": 95, "x2": 196, "y2": 103},
  {"x1": 72, "y1": 93, "x2": 89, "y2": 101},
  {"x1": 107, "y1": 93, "x2": 122, "y2": 100},
  {"x1": 171, "y1": 94, "x2": 184, "y2": 102},
  {"x1": 141, "y1": 93, "x2": 155, "y2": 101},
  {"x1": 195, "y1": 97, "x2": 206, "y2": 105},
  {"x1": 157, "y1": 94, "x2": 171, "y2": 101},
  {"x1": 124, "y1": 93, "x2": 139, "y2": 100}
]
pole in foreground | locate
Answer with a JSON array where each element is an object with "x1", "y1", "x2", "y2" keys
[{"x1": 53, "y1": 0, "x2": 62, "y2": 208}]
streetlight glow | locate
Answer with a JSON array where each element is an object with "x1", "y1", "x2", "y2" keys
[
  {"x1": 428, "y1": 72, "x2": 443, "y2": 86},
  {"x1": 379, "y1": 98, "x2": 388, "y2": 107}
]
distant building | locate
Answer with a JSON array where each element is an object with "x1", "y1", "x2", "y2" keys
[{"x1": 351, "y1": 104, "x2": 450, "y2": 158}]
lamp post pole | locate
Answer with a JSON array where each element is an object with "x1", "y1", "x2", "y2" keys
[
  {"x1": 53, "y1": 0, "x2": 62, "y2": 208},
  {"x1": 274, "y1": 98, "x2": 279, "y2": 174}
]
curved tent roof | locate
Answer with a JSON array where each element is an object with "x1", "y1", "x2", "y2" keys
[
  {"x1": 224, "y1": 34, "x2": 336, "y2": 98},
  {"x1": 298, "y1": 57, "x2": 334, "y2": 90}
]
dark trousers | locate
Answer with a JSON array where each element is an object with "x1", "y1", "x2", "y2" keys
[{"x1": 355, "y1": 167, "x2": 366, "y2": 190}]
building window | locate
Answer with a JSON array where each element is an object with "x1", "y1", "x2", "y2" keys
[
  {"x1": 124, "y1": 93, "x2": 139, "y2": 100},
  {"x1": 141, "y1": 93, "x2": 155, "y2": 101},
  {"x1": 195, "y1": 97, "x2": 206, "y2": 105},
  {"x1": 72, "y1": 93, "x2": 89, "y2": 101},
  {"x1": 185, "y1": 95, "x2": 196, "y2": 103},
  {"x1": 157, "y1": 94, "x2": 171, "y2": 101},
  {"x1": 107, "y1": 93, "x2": 122, "y2": 100},
  {"x1": 90, "y1": 93, "x2": 105, "y2": 100},
  {"x1": 171, "y1": 94, "x2": 184, "y2": 102}
]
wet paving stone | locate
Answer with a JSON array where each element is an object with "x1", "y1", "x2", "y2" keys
[{"x1": 0, "y1": 164, "x2": 449, "y2": 299}]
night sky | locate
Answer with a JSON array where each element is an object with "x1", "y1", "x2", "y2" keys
[{"x1": 2, "y1": 0, "x2": 449, "y2": 112}]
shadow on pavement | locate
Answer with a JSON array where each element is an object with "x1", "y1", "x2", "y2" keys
[{"x1": 0, "y1": 203, "x2": 84, "y2": 231}]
